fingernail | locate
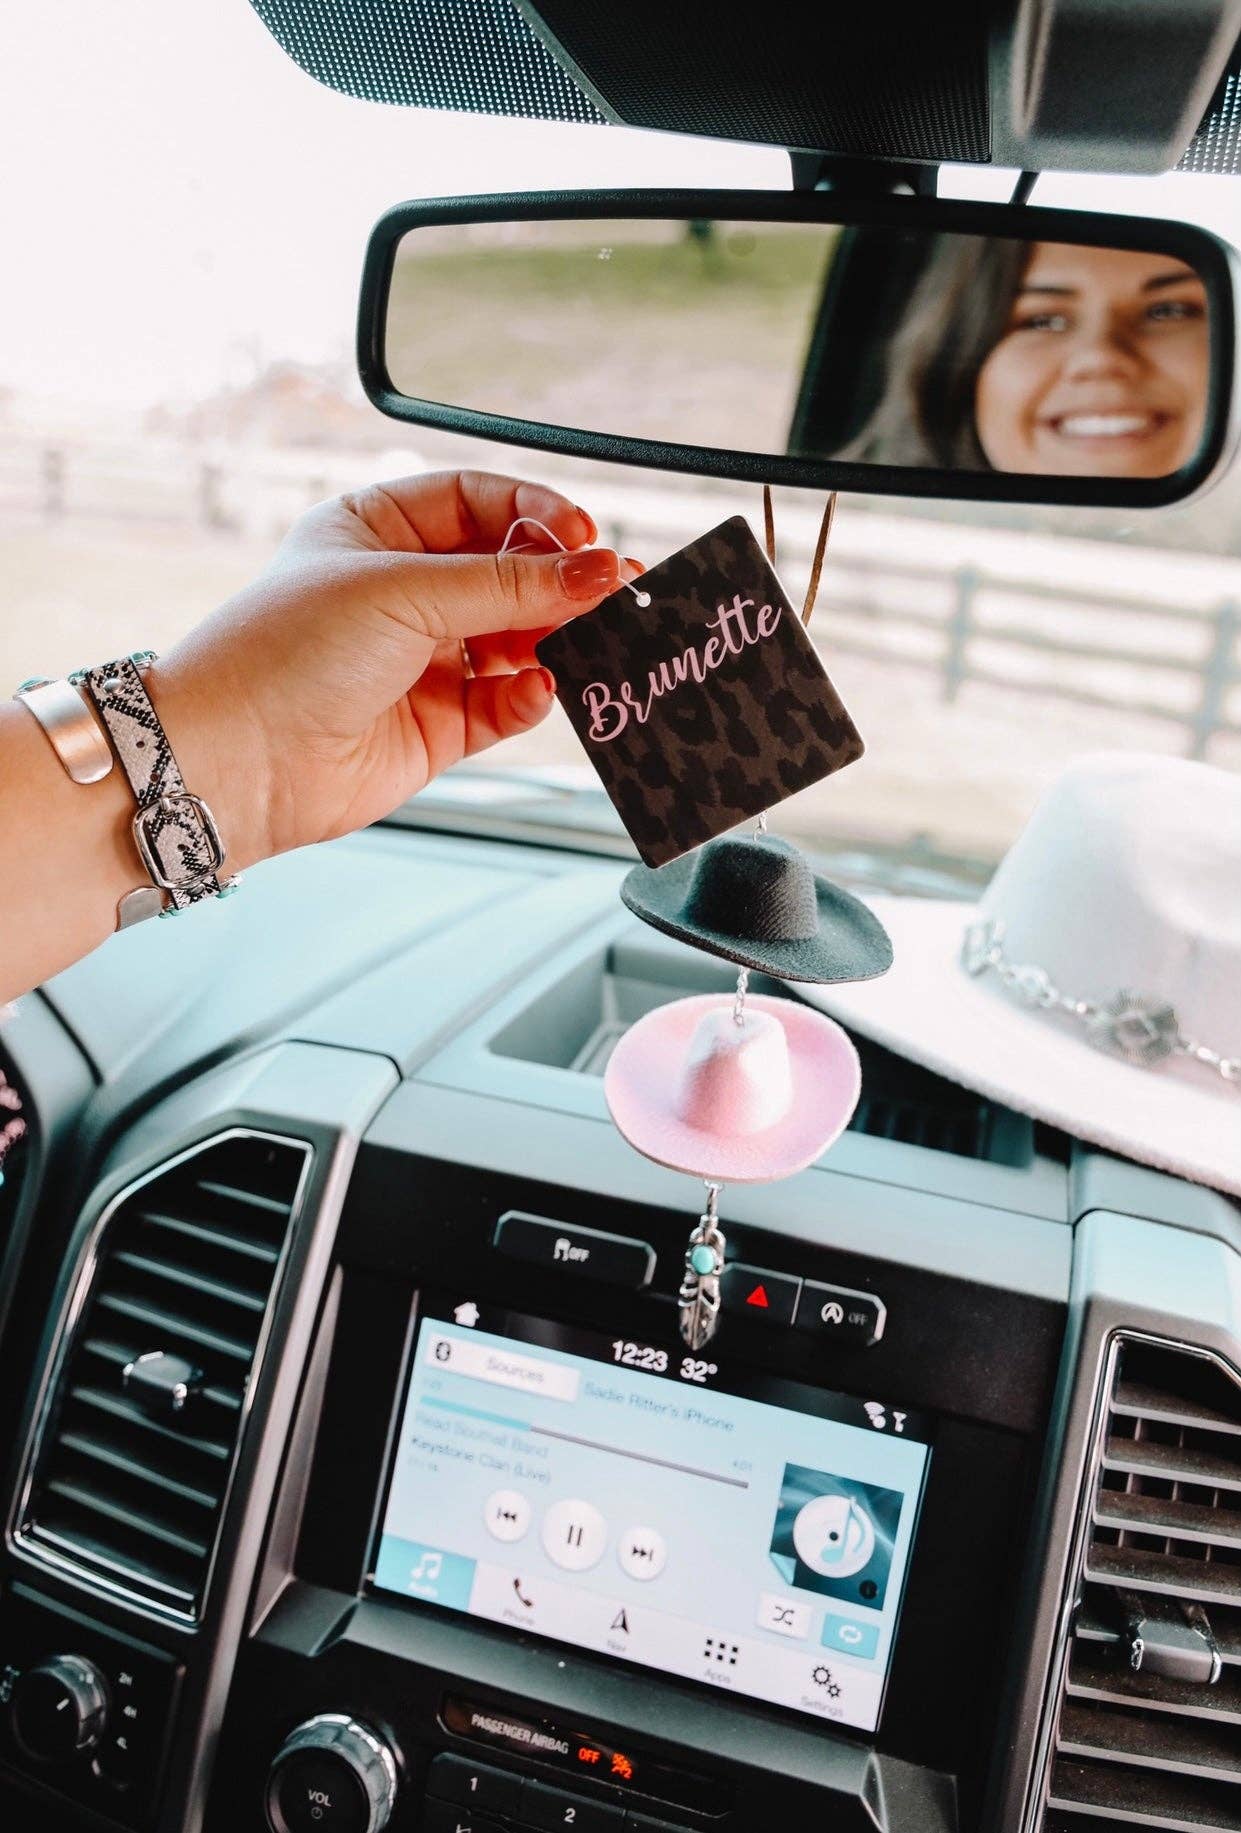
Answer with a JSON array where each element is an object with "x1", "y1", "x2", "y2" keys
[
  {"x1": 559, "y1": 547, "x2": 621, "y2": 600},
  {"x1": 537, "y1": 666, "x2": 556, "y2": 696},
  {"x1": 574, "y1": 504, "x2": 598, "y2": 541},
  {"x1": 623, "y1": 556, "x2": 646, "y2": 575}
]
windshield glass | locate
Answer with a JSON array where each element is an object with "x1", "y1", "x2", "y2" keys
[{"x1": 4, "y1": 0, "x2": 1239, "y2": 886}]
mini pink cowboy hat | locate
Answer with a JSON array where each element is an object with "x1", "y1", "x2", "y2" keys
[{"x1": 604, "y1": 993, "x2": 861, "y2": 1184}]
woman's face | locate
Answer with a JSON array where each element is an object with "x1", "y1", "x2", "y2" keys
[{"x1": 973, "y1": 243, "x2": 1209, "y2": 477}]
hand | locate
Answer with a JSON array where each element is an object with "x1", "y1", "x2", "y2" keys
[{"x1": 148, "y1": 470, "x2": 639, "y2": 871}]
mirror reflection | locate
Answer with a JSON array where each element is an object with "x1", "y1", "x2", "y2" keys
[{"x1": 385, "y1": 218, "x2": 1211, "y2": 481}]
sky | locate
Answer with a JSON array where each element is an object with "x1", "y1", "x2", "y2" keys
[{"x1": 2, "y1": 1, "x2": 1240, "y2": 418}]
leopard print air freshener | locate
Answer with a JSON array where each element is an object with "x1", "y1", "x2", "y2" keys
[{"x1": 535, "y1": 515, "x2": 863, "y2": 867}]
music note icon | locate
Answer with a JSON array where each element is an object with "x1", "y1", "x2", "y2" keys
[{"x1": 410, "y1": 1549, "x2": 443, "y2": 1585}]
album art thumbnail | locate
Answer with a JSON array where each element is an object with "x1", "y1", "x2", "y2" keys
[{"x1": 768, "y1": 1463, "x2": 903, "y2": 1608}]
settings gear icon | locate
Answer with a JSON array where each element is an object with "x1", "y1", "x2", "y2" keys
[{"x1": 811, "y1": 1664, "x2": 842, "y2": 1698}]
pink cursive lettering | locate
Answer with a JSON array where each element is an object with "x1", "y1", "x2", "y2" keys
[
  {"x1": 579, "y1": 594, "x2": 783, "y2": 743},
  {"x1": 584, "y1": 681, "x2": 628, "y2": 741}
]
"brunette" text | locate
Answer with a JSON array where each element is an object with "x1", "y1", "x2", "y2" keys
[{"x1": 582, "y1": 595, "x2": 782, "y2": 742}]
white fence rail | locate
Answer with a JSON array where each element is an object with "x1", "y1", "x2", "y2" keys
[{"x1": 3, "y1": 437, "x2": 1239, "y2": 760}]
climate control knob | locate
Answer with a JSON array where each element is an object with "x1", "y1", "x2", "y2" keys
[
  {"x1": 11, "y1": 1654, "x2": 109, "y2": 1764},
  {"x1": 265, "y1": 1714, "x2": 398, "y2": 1833}
]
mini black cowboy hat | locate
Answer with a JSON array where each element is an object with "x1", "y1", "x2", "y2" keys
[{"x1": 620, "y1": 832, "x2": 893, "y2": 985}]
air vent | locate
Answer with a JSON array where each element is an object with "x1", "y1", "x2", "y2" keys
[
  {"x1": 1039, "y1": 1336, "x2": 1241, "y2": 1833},
  {"x1": 847, "y1": 1030, "x2": 1033, "y2": 1163},
  {"x1": 0, "y1": 1054, "x2": 29, "y2": 1263},
  {"x1": 17, "y1": 1131, "x2": 310, "y2": 1623}
]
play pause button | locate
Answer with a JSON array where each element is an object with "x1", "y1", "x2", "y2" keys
[
  {"x1": 541, "y1": 1499, "x2": 607, "y2": 1571},
  {"x1": 618, "y1": 1526, "x2": 667, "y2": 1581}
]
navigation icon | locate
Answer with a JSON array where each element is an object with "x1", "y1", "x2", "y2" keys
[
  {"x1": 618, "y1": 1526, "x2": 667, "y2": 1581},
  {"x1": 610, "y1": 1608, "x2": 630, "y2": 1634},
  {"x1": 484, "y1": 1488, "x2": 531, "y2": 1544},
  {"x1": 453, "y1": 1301, "x2": 480, "y2": 1327}
]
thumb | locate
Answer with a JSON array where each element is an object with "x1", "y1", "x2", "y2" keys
[{"x1": 372, "y1": 544, "x2": 627, "y2": 642}]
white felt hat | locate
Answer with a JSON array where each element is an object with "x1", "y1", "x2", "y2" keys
[{"x1": 797, "y1": 753, "x2": 1241, "y2": 1196}]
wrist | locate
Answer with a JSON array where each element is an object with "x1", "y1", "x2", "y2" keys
[
  {"x1": 1, "y1": 699, "x2": 139, "y2": 986},
  {"x1": 142, "y1": 655, "x2": 275, "y2": 875}
]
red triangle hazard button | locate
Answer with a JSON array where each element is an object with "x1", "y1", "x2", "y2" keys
[{"x1": 746, "y1": 1284, "x2": 770, "y2": 1309}]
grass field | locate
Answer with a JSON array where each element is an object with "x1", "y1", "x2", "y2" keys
[{"x1": 386, "y1": 223, "x2": 835, "y2": 457}]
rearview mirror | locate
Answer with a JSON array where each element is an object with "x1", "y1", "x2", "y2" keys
[{"x1": 358, "y1": 190, "x2": 1237, "y2": 508}]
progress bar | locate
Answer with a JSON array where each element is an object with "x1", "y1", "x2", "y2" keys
[{"x1": 531, "y1": 1424, "x2": 749, "y2": 1489}]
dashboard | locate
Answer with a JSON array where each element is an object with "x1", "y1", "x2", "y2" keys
[{"x1": 0, "y1": 821, "x2": 1237, "y2": 1833}]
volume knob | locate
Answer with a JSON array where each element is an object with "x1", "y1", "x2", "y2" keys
[
  {"x1": 265, "y1": 1714, "x2": 398, "y2": 1833},
  {"x1": 11, "y1": 1654, "x2": 109, "y2": 1764}
]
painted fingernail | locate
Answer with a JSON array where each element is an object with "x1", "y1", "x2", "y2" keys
[
  {"x1": 537, "y1": 666, "x2": 556, "y2": 695},
  {"x1": 574, "y1": 504, "x2": 598, "y2": 541},
  {"x1": 559, "y1": 547, "x2": 621, "y2": 599},
  {"x1": 623, "y1": 556, "x2": 646, "y2": 575}
]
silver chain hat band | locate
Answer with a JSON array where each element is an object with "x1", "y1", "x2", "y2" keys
[{"x1": 961, "y1": 917, "x2": 1239, "y2": 1086}]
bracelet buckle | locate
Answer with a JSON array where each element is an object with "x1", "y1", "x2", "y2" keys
[{"x1": 132, "y1": 792, "x2": 227, "y2": 892}]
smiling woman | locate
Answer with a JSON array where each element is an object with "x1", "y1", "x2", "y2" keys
[
  {"x1": 846, "y1": 233, "x2": 1213, "y2": 479},
  {"x1": 975, "y1": 245, "x2": 1210, "y2": 478}
]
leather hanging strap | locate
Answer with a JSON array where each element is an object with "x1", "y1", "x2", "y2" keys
[
  {"x1": 761, "y1": 486, "x2": 837, "y2": 627},
  {"x1": 802, "y1": 491, "x2": 837, "y2": 627}
]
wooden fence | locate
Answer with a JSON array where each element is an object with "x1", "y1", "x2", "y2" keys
[{"x1": 4, "y1": 438, "x2": 1240, "y2": 761}]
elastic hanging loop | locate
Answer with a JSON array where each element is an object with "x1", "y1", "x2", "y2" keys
[{"x1": 498, "y1": 516, "x2": 650, "y2": 605}]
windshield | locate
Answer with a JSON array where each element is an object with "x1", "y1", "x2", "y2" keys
[{"x1": 4, "y1": 1, "x2": 1239, "y2": 888}]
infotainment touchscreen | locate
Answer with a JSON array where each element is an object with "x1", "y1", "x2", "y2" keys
[{"x1": 373, "y1": 1302, "x2": 931, "y2": 1732}]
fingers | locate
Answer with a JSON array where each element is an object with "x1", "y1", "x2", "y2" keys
[
  {"x1": 464, "y1": 626, "x2": 557, "y2": 678},
  {"x1": 462, "y1": 667, "x2": 557, "y2": 756},
  {"x1": 344, "y1": 470, "x2": 596, "y2": 557},
  {"x1": 371, "y1": 546, "x2": 638, "y2": 642}
]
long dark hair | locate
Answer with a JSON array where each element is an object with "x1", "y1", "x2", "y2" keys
[{"x1": 846, "y1": 236, "x2": 1033, "y2": 469}]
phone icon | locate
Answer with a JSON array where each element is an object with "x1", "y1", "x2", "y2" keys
[{"x1": 512, "y1": 1576, "x2": 534, "y2": 1608}]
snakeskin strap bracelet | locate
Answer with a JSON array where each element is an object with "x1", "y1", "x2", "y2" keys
[
  {"x1": 71, "y1": 652, "x2": 241, "y2": 928},
  {"x1": 962, "y1": 916, "x2": 1239, "y2": 1085}
]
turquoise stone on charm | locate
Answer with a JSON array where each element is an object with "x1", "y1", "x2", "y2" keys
[{"x1": 689, "y1": 1243, "x2": 717, "y2": 1276}]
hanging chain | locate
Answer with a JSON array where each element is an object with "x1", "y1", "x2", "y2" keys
[{"x1": 733, "y1": 967, "x2": 750, "y2": 1028}]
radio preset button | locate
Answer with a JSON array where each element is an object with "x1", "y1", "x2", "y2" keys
[
  {"x1": 494, "y1": 1214, "x2": 655, "y2": 1289},
  {"x1": 427, "y1": 1754, "x2": 523, "y2": 1816},
  {"x1": 795, "y1": 1282, "x2": 886, "y2": 1346},
  {"x1": 423, "y1": 1800, "x2": 507, "y2": 1833},
  {"x1": 523, "y1": 1781, "x2": 623, "y2": 1832}
]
